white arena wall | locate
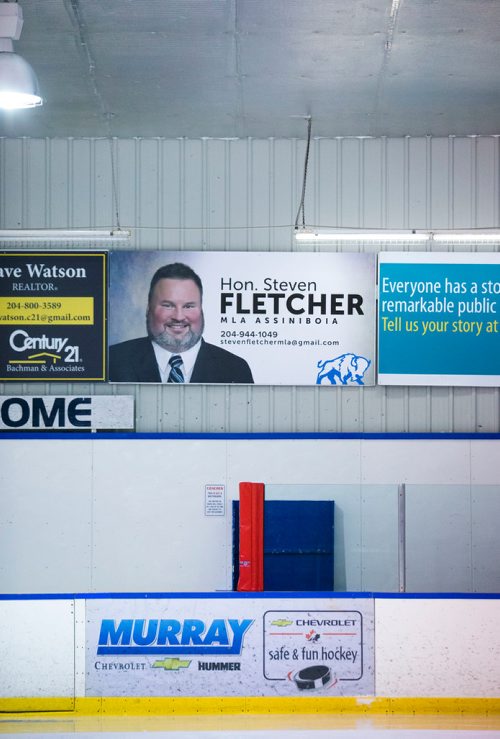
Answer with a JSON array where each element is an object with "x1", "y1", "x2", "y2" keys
[
  {"x1": 0, "y1": 594, "x2": 499, "y2": 703},
  {"x1": 0, "y1": 435, "x2": 499, "y2": 595}
]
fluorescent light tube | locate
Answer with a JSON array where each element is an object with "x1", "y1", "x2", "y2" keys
[
  {"x1": 0, "y1": 229, "x2": 131, "y2": 243},
  {"x1": 295, "y1": 229, "x2": 500, "y2": 244},
  {"x1": 295, "y1": 230, "x2": 429, "y2": 242},
  {"x1": 432, "y1": 232, "x2": 500, "y2": 243}
]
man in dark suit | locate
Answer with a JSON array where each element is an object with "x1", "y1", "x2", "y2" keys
[{"x1": 109, "y1": 262, "x2": 253, "y2": 384}]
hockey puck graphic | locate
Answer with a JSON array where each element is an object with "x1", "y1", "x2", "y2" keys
[{"x1": 293, "y1": 664, "x2": 332, "y2": 691}]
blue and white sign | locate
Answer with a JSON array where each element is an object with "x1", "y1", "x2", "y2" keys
[
  {"x1": 378, "y1": 252, "x2": 500, "y2": 386},
  {"x1": 86, "y1": 597, "x2": 374, "y2": 697}
]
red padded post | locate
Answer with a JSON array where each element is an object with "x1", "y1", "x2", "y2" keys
[{"x1": 237, "y1": 481, "x2": 264, "y2": 591}]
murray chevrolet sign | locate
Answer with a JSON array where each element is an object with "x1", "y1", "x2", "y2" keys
[{"x1": 97, "y1": 617, "x2": 253, "y2": 656}]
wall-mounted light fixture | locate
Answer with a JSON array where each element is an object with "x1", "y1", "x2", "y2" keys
[
  {"x1": 0, "y1": 3, "x2": 42, "y2": 110},
  {"x1": 0, "y1": 229, "x2": 131, "y2": 244}
]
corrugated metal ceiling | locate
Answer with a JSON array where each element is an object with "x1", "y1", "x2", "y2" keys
[{"x1": 1, "y1": 0, "x2": 500, "y2": 139}]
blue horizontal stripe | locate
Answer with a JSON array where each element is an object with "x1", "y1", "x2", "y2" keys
[
  {"x1": 1, "y1": 591, "x2": 499, "y2": 600},
  {"x1": 1, "y1": 431, "x2": 500, "y2": 440}
]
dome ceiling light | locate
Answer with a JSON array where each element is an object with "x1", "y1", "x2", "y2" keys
[{"x1": 0, "y1": 2, "x2": 42, "y2": 110}]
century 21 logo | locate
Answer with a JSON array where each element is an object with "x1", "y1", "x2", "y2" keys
[{"x1": 9, "y1": 330, "x2": 81, "y2": 362}]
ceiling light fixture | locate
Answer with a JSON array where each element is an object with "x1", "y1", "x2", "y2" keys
[
  {"x1": 295, "y1": 229, "x2": 429, "y2": 243},
  {"x1": 432, "y1": 231, "x2": 500, "y2": 243},
  {"x1": 294, "y1": 228, "x2": 500, "y2": 244},
  {"x1": 0, "y1": 229, "x2": 131, "y2": 244},
  {"x1": 0, "y1": 3, "x2": 42, "y2": 110},
  {"x1": 292, "y1": 118, "x2": 500, "y2": 247}
]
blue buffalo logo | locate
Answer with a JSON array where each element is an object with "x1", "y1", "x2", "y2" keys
[{"x1": 316, "y1": 353, "x2": 371, "y2": 386}]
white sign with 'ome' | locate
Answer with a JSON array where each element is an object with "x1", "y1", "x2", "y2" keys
[{"x1": 0, "y1": 395, "x2": 134, "y2": 430}]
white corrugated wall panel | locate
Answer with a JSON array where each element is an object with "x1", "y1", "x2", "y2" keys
[{"x1": 0, "y1": 136, "x2": 499, "y2": 433}]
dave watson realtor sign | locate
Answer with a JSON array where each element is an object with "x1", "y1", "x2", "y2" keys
[
  {"x1": 86, "y1": 597, "x2": 374, "y2": 697},
  {"x1": 0, "y1": 251, "x2": 107, "y2": 382},
  {"x1": 108, "y1": 251, "x2": 376, "y2": 386},
  {"x1": 378, "y1": 252, "x2": 500, "y2": 386}
]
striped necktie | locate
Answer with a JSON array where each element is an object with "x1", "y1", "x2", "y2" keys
[{"x1": 167, "y1": 354, "x2": 184, "y2": 383}]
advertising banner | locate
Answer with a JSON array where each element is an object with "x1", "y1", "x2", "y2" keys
[
  {"x1": 108, "y1": 251, "x2": 376, "y2": 386},
  {"x1": 378, "y1": 252, "x2": 500, "y2": 386},
  {"x1": 0, "y1": 251, "x2": 107, "y2": 381},
  {"x1": 86, "y1": 597, "x2": 374, "y2": 697},
  {"x1": 0, "y1": 395, "x2": 134, "y2": 430}
]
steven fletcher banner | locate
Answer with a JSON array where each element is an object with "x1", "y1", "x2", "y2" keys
[
  {"x1": 86, "y1": 597, "x2": 374, "y2": 697},
  {"x1": 108, "y1": 250, "x2": 376, "y2": 386}
]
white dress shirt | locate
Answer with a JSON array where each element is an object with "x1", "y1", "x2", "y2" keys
[{"x1": 152, "y1": 339, "x2": 202, "y2": 383}]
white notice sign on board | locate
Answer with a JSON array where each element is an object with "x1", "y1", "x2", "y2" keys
[{"x1": 204, "y1": 484, "x2": 225, "y2": 516}]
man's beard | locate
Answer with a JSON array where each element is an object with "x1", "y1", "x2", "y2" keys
[{"x1": 147, "y1": 313, "x2": 204, "y2": 353}]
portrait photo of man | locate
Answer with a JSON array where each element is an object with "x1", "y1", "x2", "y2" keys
[{"x1": 109, "y1": 262, "x2": 254, "y2": 384}]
